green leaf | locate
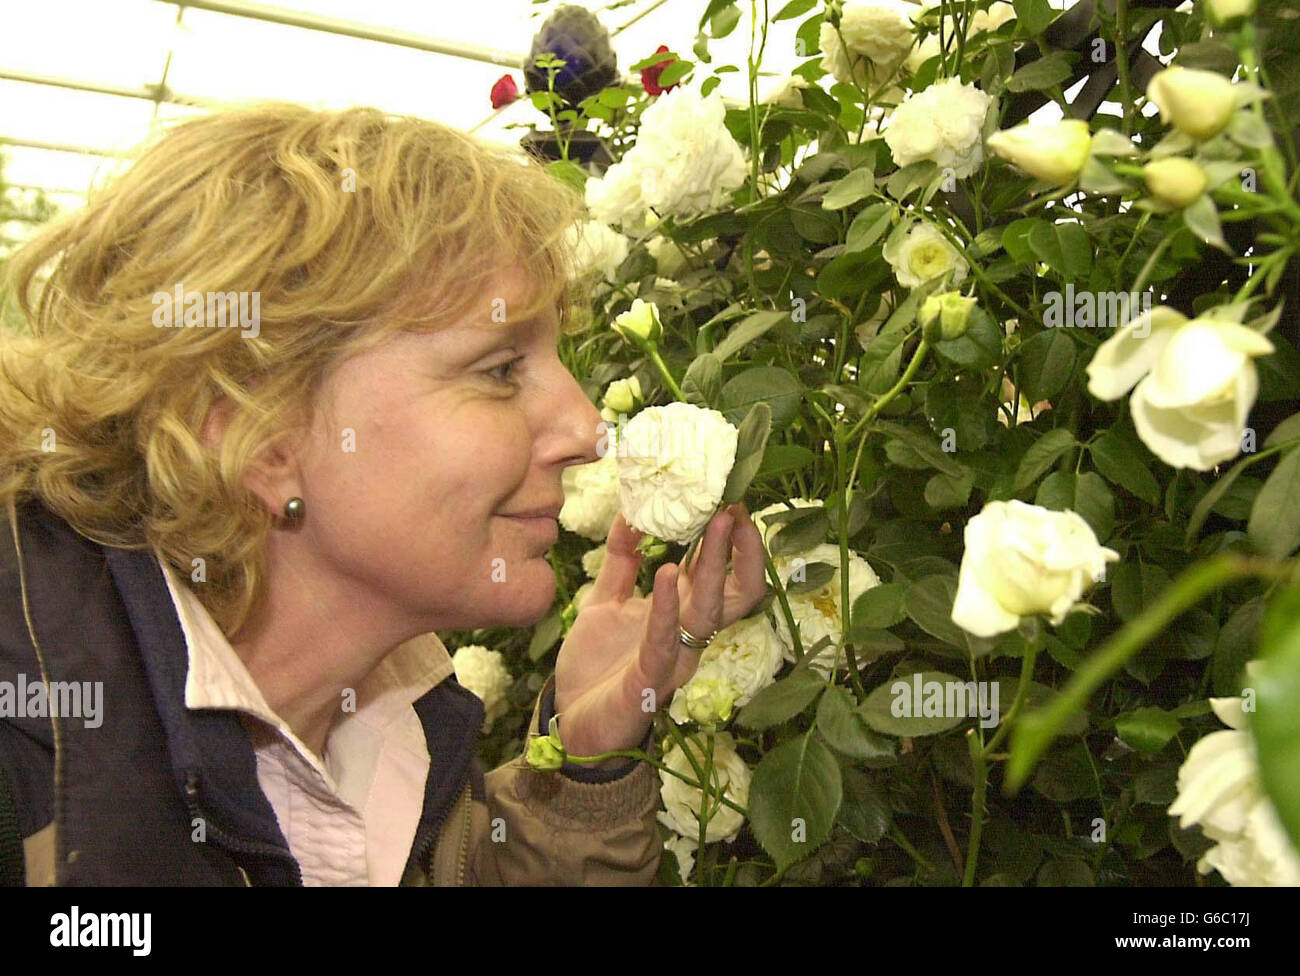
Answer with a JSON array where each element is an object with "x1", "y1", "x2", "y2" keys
[
  {"x1": 822, "y1": 168, "x2": 876, "y2": 209},
  {"x1": 1110, "y1": 563, "x2": 1171, "y2": 624},
  {"x1": 527, "y1": 609, "x2": 562, "y2": 661},
  {"x1": 720, "y1": 366, "x2": 801, "y2": 429},
  {"x1": 768, "y1": 506, "x2": 831, "y2": 556},
  {"x1": 860, "y1": 670, "x2": 973, "y2": 736},
  {"x1": 851, "y1": 582, "x2": 908, "y2": 628},
  {"x1": 1035, "y1": 471, "x2": 1115, "y2": 540},
  {"x1": 1018, "y1": 329, "x2": 1077, "y2": 404},
  {"x1": 721, "y1": 402, "x2": 773, "y2": 504},
  {"x1": 1227, "y1": 111, "x2": 1274, "y2": 150},
  {"x1": 875, "y1": 420, "x2": 968, "y2": 477},
  {"x1": 1214, "y1": 598, "x2": 1265, "y2": 696},
  {"x1": 749, "y1": 733, "x2": 842, "y2": 870},
  {"x1": 838, "y1": 767, "x2": 893, "y2": 842},
  {"x1": 710, "y1": 6, "x2": 742, "y2": 38},
  {"x1": 817, "y1": 251, "x2": 879, "y2": 300},
  {"x1": 1013, "y1": 0, "x2": 1056, "y2": 35},
  {"x1": 1115, "y1": 706, "x2": 1182, "y2": 754},
  {"x1": 1186, "y1": 454, "x2": 1255, "y2": 544},
  {"x1": 785, "y1": 561, "x2": 837, "y2": 594},
  {"x1": 1013, "y1": 428, "x2": 1076, "y2": 491},
  {"x1": 545, "y1": 159, "x2": 587, "y2": 194},
  {"x1": 774, "y1": 0, "x2": 817, "y2": 19},
  {"x1": 845, "y1": 203, "x2": 893, "y2": 252},
  {"x1": 735, "y1": 668, "x2": 824, "y2": 729},
  {"x1": 1247, "y1": 447, "x2": 1300, "y2": 558},
  {"x1": 1006, "y1": 51, "x2": 1075, "y2": 92},
  {"x1": 1028, "y1": 221, "x2": 1091, "y2": 277},
  {"x1": 925, "y1": 470, "x2": 975, "y2": 510},
  {"x1": 1183, "y1": 195, "x2": 1227, "y2": 250},
  {"x1": 905, "y1": 575, "x2": 994, "y2": 654},
  {"x1": 1090, "y1": 431, "x2": 1161, "y2": 505},
  {"x1": 1264, "y1": 412, "x2": 1300, "y2": 449},
  {"x1": 1002, "y1": 218, "x2": 1043, "y2": 265},
  {"x1": 858, "y1": 331, "x2": 904, "y2": 394},
  {"x1": 682, "y1": 353, "x2": 722, "y2": 407},
  {"x1": 712, "y1": 309, "x2": 788, "y2": 361},
  {"x1": 1036, "y1": 859, "x2": 1095, "y2": 886},
  {"x1": 756, "y1": 444, "x2": 815, "y2": 478},
  {"x1": 1253, "y1": 586, "x2": 1300, "y2": 853},
  {"x1": 817, "y1": 685, "x2": 894, "y2": 760}
]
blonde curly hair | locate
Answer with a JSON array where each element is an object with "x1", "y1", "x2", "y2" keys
[{"x1": 0, "y1": 102, "x2": 587, "y2": 633}]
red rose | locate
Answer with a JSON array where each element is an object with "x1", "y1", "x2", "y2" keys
[
  {"x1": 490, "y1": 74, "x2": 519, "y2": 109},
  {"x1": 640, "y1": 45, "x2": 679, "y2": 96}
]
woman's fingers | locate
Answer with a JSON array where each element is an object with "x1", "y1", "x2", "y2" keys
[
  {"x1": 589, "y1": 513, "x2": 643, "y2": 604},
  {"x1": 723, "y1": 501, "x2": 769, "y2": 620},
  {"x1": 635, "y1": 562, "x2": 681, "y2": 694},
  {"x1": 677, "y1": 510, "x2": 732, "y2": 636}
]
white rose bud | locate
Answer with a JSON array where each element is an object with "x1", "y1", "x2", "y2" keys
[
  {"x1": 612, "y1": 298, "x2": 662, "y2": 346},
  {"x1": 986, "y1": 119, "x2": 1093, "y2": 184},
  {"x1": 919, "y1": 292, "x2": 977, "y2": 342},
  {"x1": 1143, "y1": 158, "x2": 1208, "y2": 209},
  {"x1": 603, "y1": 376, "x2": 643, "y2": 415},
  {"x1": 1146, "y1": 67, "x2": 1237, "y2": 141},
  {"x1": 952, "y1": 500, "x2": 1120, "y2": 638},
  {"x1": 1203, "y1": 0, "x2": 1256, "y2": 28},
  {"x1": 683, "y1": 677, "x2": 738, "y2": 726}
]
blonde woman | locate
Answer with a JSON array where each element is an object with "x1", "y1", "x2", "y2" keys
[{"x1": 0, "y1": 104, "x2": 767, "y2": 885}]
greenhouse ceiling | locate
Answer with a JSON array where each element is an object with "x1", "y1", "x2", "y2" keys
[{"x1": 0, "y1": 0, "x2": 809, "y2": 228}]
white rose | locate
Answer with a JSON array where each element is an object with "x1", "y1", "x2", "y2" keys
[
  {"x1": 1085, "y1": 307, "x2": 1275, "y2": 471},
  {"x1": 647, "y1": 235, "x2": 700, "y2": 276},
  {"x1": 970, "y1": 2, "x2": 1016, "y2": 34},
  {"x1": 1204, "y1": 0, "x2": 1256, "y2": 27},
  {"x1": 565, "y1": 220, "x2": 628, "y2": 282},
  {"x1": 764, "y1": 75, "x2": 810, "y2": 110},
  {"x1": 663, "y1": 835, "x2": 697, "y2": 884},
  {"x1": 1168, "y1": 684, "x2": 1300, "y2": 886},
  {"x1": 884, "y1": 78, "x2": 994, "y2": 179},
  {"x1": 585, "y1": 160, "x2": 650, "y2": 230},
  {"x1": 668, "y1": 615, "x2": 785, "y2": 723},
  {"x1": 451, "y1": 644, "x2": 513, "y2": 733},
  {"x1": 771, "y1": 543, "x2": 881, "y2": 673},
  {"x1": 612, "y1": 298, "x2": 663, "y2": 345},
  {"x1": 903, "y1": 33, "x2": 942, "y2": 74},
  {"x1": 883, "y1": 221, "x2": 969, "y2": 289},
  {"x1": 559, "y1": 425, "x2": 622, "y2": 540},
  {"x1": 616, "y1": 402, "x2": 738, "y2": 543},
  {"x1": 1146, "y1": 66, "x2": 1238, "y2": 141},
  {"x1": 581, "y1": 544, "x2": 606, "y2": 579},
  {"x1": 951, "y1": 500, "x2": 1120, "y2": 638},
  {"x1": 986, "y1": 119, "x2": 1093, "y2": 184},
  {"x1": 840, "y1": 0, "x2": 917, "y2": 64},
  {"x1": 658, "y1": 731, "x2": 751, "y2": 843},
  {"x1": 1143, "y1": 157, "x2": 1208, "y2": 209},
  {"x1": 597, "y1": 87, "x2": 746, "y2": 222}
]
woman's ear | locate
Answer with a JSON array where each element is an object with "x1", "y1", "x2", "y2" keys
[{"x1": 200, "y1": 395, "x2": 302, "y2": 518}]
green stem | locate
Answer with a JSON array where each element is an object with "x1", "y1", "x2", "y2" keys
[
  {"x1": 1115, "y1": 0, "x2": 1133, "y2": 136},
  {"x1": 647, "y1": 345, "x2": 685, "y2": 401},
  {"x1": 847, "y1": 338, "x2": 931, "y2": 441}
]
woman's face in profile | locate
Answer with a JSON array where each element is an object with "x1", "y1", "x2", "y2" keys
[{"x1": 284, "y1": 266, "x2": 603, "y2": 634}]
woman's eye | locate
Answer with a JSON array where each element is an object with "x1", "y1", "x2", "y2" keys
[{"x1": 485, "y1": 356, "x2": 524, "y2": 385}]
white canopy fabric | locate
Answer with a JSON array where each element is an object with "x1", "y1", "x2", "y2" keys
[{"x1": 0, "y1": 0, "x2": 807, "y2": 234}]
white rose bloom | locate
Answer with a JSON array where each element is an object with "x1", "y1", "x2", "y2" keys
[
  {"x1": 770, "y1": 543, "x2": 881, "y2": 673},
  {"x1": 884, "y1": 221, "x2": 969, "y2": 289},
  {"x1": 840, "y1": 0, "x2": 917, "y2": 64},
  {"x1": 647, "y1": 235, "x2": 699, "y2": 276},
  {"x1": 764, "y1": 75, "x2": 810, "y2": 110},
  {"x1": 581, "y1": 544, "x2": 606, "y2": 579},
  {"x1": 590, "y1": 87, "x2": 747, "y2": 224},
  {"x1": 1168, "y1": 687, "x2": 1300, "y2": 886},
  {"x1": 658, "y1": 731, "x2": 751, "y2": 843},
  {"x1": 451, "y1": 644, "x2": 513, "y2": 733},
  {"x1": 951, "y1": 500, "x2": 1120, "y2": 638},
  {"x1": 585, "y1": 160, "x2": 650, "y2": 230},
  {"x1": 565, "y1": 220, "x2": 628, "y2": 282},
  {"x1": 884, "y1": 78, "x2": 994, "y2": 179},
  {"x1": 668, "y1": 615, "x2": 785, "y2": 723},
  {"x1": 903, "y1": 33, "x2": 942, "y2": 73},
  {"x1": 559, "y1": 425, "x2": 622, "y2": 540},
  {"x1": 1085, "y1": 307, "x2": 1275, "y2": 471},
  {"x1": 970, "y1": 2, "x2": 1017, "y2": 33},
  {"x1": 663, "y1": 835, "x2": 697, "y2": 884},
  {"x1": 617, "y1": 402, "x2": 738, "y2": 543}
]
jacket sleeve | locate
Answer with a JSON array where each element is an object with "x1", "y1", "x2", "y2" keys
[{"x1": 470, "y1": 675, "x2": 662, "y2": 885}]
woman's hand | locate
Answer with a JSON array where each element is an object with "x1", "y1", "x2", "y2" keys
[{"x1": 552, "y1": 502, "x2": 768, "y2": 761}]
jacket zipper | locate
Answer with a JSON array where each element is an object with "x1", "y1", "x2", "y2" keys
[
  {"x1": 183, "y1": 772, "x2": 301, "y2": 884},
  {"x1": 454, "y1": 781, "x2": 472, "y2": 886}
]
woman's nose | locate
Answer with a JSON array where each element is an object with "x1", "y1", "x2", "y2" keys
[{"x1": 551, "y1": 366, "x2": 606, "y2": 468}]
